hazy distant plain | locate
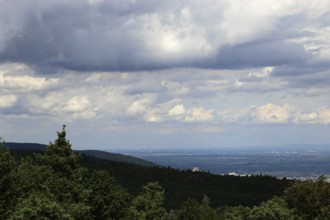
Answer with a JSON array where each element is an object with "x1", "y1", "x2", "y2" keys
[{"x1": 116, "y1": 146, "x2": 330, "y2": 179}]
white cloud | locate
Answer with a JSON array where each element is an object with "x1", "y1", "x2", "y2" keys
[
  {"x1": 314, "y1": 47, "x2": 330, "y2": 62},
  {"x1": 169, "y1": 104, "x2": 185, "y2": 117},
  {"x1": 0, "y1": 63, "x2": 59, "y2": 92},
  {"x1": 220, "y1": 1, "x2": 278, "y2": 45},
  {"x1": 64, "y1": 96, "x2": 92, "y2": 113},
  {"x1": 184, "y1": 107, "x2": 215, "y2": 122},
  {"x1": 319, "y1": 107, "x2": 330, "y2": 124},
  {"x1": 0, "y1": 95, "x2": 17, "y2": 108},
  {"x1": 1, "y1": 75, "x2": 59, "y2": 92},
  {"x1": 144, "y1": 114, "x2": 162, "y2": 123},
  {"x1": 293, "y1": 107, "x2": 330, "y2": 124},
  {"x1": 168, "y1": 104, "x2": 215, "y2": 123},
  {"x1": 28, "y1": 92, "x2": 62, "y2": 113},
  {"x1": 128, "y1": 101, "x2": 146, "y2": 115},
  {"x1": 294, "y1": 111, "x2": 319, "y2": 124},
  {"x1": 255, "y1": 103, "x2": 293, "y2": 124},
  {"x1": 127, "y1": 95, "x2": 156, "y2": 116},
  {"x1": 248, "y1": 67, "x2": 273, "y2": 78}
]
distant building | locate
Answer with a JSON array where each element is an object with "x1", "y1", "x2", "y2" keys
[{"x1": 191, "y1": 167, "x2": 202, "y2": 172}]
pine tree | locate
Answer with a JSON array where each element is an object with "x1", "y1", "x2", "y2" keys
[
  {"x1": 34, "y1": 126, "x2": 92, "y2": 219},
  {"x1": 38, "y1": 125, "x2": 81, "y2": 175}
]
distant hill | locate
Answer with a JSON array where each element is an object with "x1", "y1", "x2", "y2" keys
[
  {"x1": 77, "y1": 150, "x2": 156, "y2": 167},
  {"x1": 5, "y1": 142, "x2": 156, "y2": 167},
  {"x1": 5, "y1": 142, "x2": 46, "y2": 151},
  {"x1": 5, "y1": 142, "x2": 290, "y2": 209}
]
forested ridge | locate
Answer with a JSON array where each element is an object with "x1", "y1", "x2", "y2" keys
[
  {"x1": 1, "y1": 126, "x2": 329, "y2": 219},
  {"x1": 5, "y1": 142, "x2": 155, "y2": 167}
]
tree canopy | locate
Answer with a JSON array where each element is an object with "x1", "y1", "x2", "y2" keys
[{"x1": 1, "y1": 128, "x2": 329, "y2": 219}]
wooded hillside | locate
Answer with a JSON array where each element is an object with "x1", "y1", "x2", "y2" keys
[{"x1": 1, "y1": 127, "x2": 329, "y2": 219}]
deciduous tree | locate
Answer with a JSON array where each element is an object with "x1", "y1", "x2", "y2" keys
[
  {"x1": 284, "y1": 176, "x2": 330, "y2": 219},
  {"x1": 127, "y1": 182, "x2": 168, "y2": 220},
  {"x1": 0, "y1": 139, "x2": 17, "y2": 219}
]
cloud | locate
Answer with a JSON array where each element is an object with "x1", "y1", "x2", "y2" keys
[
  {"x1": 168, "y1": 104, "x2": 215, "y2": 123},
  {"x1": 161, "y1": 80, "x2": 190, "y2": 97},
  {"x1": 319, "y1": 108, "x2": 330, "y2": 124},
  {"x1": 1, "y1": 60, "x2": 328, "y2": 127},
  {"x1": 127, "y1": 96, "x2": 155, "y2": 116},
  {"x1": 207, "y1": 40, "x2": 310, "y2": 69},
  {"x1": 313, "y1": 47, "x2": 330, "y2": 63},
  {"x1": 0, "y1": 1, "x2": 329, "y2": 149},
  {"x1": 255, "y1": 103, "x2": 293, "y2": 124},
  {"x1": 184, "y1": 107, "x2": 215, "y2": 122},
  {"x1": 0, "y1": 63, "x2": 59, "y2": 93},
  {"x1": 0, "y1": 95, "x2": 17, "y2": 108},
  {"x1": 64, "y1": 96, "x2": 92, "y2": 112},
  {"x1": 218, "y1": 107, "x2": 252, "y2": 123},
  {"x1": 169, "y1": 104, "x2": 185, "y2": 117},
  {"x1": 0, "y1": 72, "x2": 59, "y2": 92},
  {"x1": 229, "y1": 67, "x2": 289, "y2": 93},
  {"x1": 294, "y1": 107, "x2": 330, "y2": 124},
  {"x1": 0, "y1": 0, "x2": 329, "y2": 72}
]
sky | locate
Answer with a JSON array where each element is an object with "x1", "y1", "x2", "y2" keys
[{"x1": 0, "y1": 0, "x2": 330, "y2": 150}]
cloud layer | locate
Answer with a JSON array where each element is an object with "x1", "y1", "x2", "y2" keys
[
  {"x1": 1, "y1": 63, "x2": 329, "y2": 124},
  {"x1": 1, "y1": 0, "x2": 330, "y2": 72},
  {"x1": 1, "y1": 1, "x2": 330, "y2": 148}
]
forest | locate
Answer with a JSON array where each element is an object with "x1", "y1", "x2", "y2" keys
[{"x1": 1, "y1": 126, "x2": 329, "y2": 219}]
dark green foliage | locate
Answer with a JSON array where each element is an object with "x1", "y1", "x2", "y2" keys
[
  {"x1": 81, "y1": 155, "x2": 290, "y2": 209},
  {"x1": 247, "y1": 197, "x2": 298, "y2": 220},
  {"x1": 2, "y1": 128, "x2": 330, "y2": 219},
  {"x1": 199, "y1": 196, "x2": 217, "y2": 220},
  {"x1": 38, "y1": 125, "x2": 81, "y2": 175},
  {"x1": 5, "y1": 127, "x2": 93, "y2": 219},
  {"x1": 0, "y1": 140, "x2": 17, "y2": 219},
  {"x1": 126, "y1": 182, "x2": 168, "y2": 220},
  {"x1": 9, "y1": 192, "x2": 72, "y2": 220},
  {"x1": 176, "y1": 198, "x2": 201, "y2": 220},
  {"x1": 87, "y1": 170, "x2": 129, "y2": 219},
  {"x1": 6, "y1": 140, "x2": 290, "y2": 210},
  {"x1": 284, "y1": 176, "x2": 330, "y2": 219},
  {"x1": 216, "y1": 206, "x2": 251, "y2": 220},
  {"x1": 176, "y1": 196, "x2": 217, "y2": 220},
  {"x1": 1, "y1": 127, "x2": 138, "y2": 220}
]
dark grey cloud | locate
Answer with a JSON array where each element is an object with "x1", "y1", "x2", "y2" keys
[
  {"x1": 288, "y1": 70, "x2": 330, "y2": 89},
  {"x1": 0, "y1": 0, "x2": 329, "y2": 73},
  {"x1": 204, "y1": 40, "x2": 311, "y2": 69}
]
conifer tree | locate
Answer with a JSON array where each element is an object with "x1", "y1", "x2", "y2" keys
[
  {"x1": 34, "y1": 126, "x2": 91, "y2": 219},
  {"x1": 38, "y1": 125, "x2": 81, "y2": 175}
]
